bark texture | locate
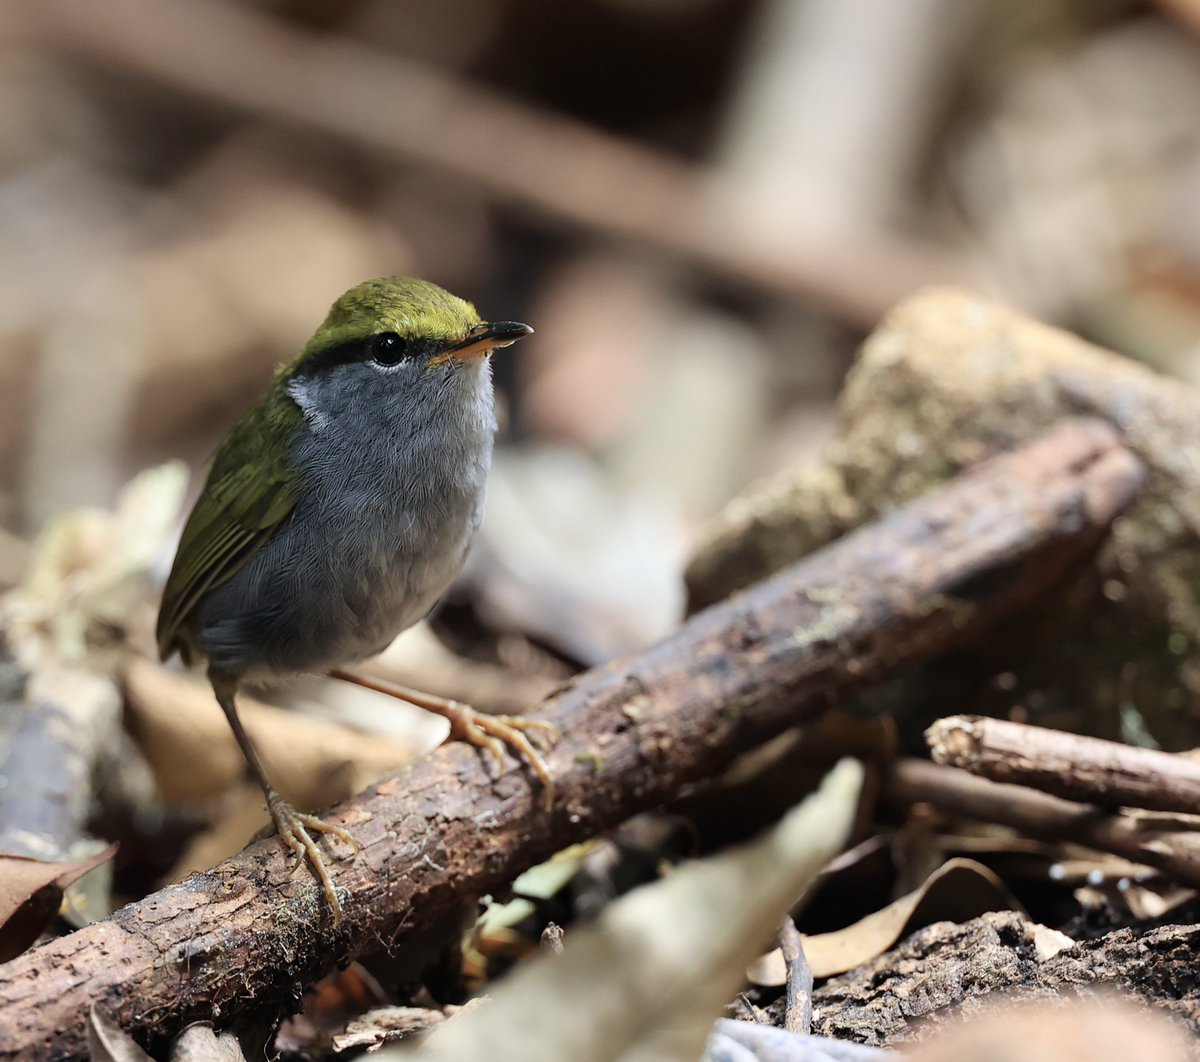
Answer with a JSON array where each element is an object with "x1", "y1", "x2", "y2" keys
[
  {"x1": 812, "y1": 911, "x2": 1200, "y2": 1046},
  {"x1": 0, "y1": 419, "x2": 1142, "y2": 1059}
]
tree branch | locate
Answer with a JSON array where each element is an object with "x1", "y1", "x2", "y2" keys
[
  {"x1": 926, "y1": 714, "x2": 1200, "y2": 814},
  {"x1": 0, "y1": 418, "x2": 1142, "y2": 1058},
  {"x1": 885, "y1": 758, "x2": 1200, "y2": 885}
]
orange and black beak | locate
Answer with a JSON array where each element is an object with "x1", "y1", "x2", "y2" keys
[{"x1": 429, "y1": 321, "x2": 533, "y2": 367}]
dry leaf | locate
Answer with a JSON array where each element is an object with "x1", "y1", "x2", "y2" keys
[
  {"x1": 330, "y1": 1007, "x2": 446, "y2": 1053},
  {"x1": 399, "y1": 759, "x2": 864, "y2": 1062},
  {"x1": 170, "y1": 1022, "x2": 247, "y2": 1061},
  {"x1": 749, "y1": 858, "x2": 1023, "y2": 984},
  {"x1": 275, "y1": 963, "x2": 387, "y2": 1056},
  {"x1": 7, "y1": 463, "x2": 188, "y2": 663},
  {"x1": 0, "y1": 843, "x2": 117, "y2": 961},
  {"x1": 86, "y1": 1005, "x2": 154, "y2": 1062},
  {"x1": 1028, "y1": 923, "x2": 1074, "y2": 962},
  {"x1": 802, "y1": 857, "x2": 1022, "y2": 978}
]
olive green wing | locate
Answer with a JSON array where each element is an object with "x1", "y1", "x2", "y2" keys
[{"x1": 156, "y1": 392, "x2": 301, "y2": 662}]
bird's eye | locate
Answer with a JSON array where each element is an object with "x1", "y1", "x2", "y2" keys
[{"x1": 370, "y1": 332, "x2": 408, "y2": 366}]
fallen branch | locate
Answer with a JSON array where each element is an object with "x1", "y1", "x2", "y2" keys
[
  {"x1": 0, "y1": 663, "x2": 121, "y2": 861},
  {"x1": 885, "y1": 758, "x2": 1200, "y2": 885},
  {"x1": 0, "y1": 419, "x2": 1142, "y2": 1058},
  {"x1": 926, "y1": 715, "x2": 1200, "y2": 814}
]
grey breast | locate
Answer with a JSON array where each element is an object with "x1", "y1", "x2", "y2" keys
[{"x1": 195, "y1": 359, "x2": 496, "y2": 679}]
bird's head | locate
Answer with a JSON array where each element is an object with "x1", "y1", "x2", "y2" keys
[{"x1": 283, "y1": 275, "x2": 532, "y2": 391}]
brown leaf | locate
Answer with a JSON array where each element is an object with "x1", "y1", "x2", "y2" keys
[
  {"x1": 121, "y1": 657, "x2": 420, "y2": 806},
  {"x1": 0, "y1": 843, "x2": 117, "y2": 962},
  {"x1": 748, "y1": 857, "x2": 1024, "y2": 983}
]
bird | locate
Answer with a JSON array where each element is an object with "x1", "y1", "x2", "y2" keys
[{"x1": 156, "y1": 275, "x2": 555, "y2": 920}]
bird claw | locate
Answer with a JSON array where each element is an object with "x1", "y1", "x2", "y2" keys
[
  {"x1": 442, "y1": 706, "x2": 559, "y2": 810},
  {"x1": 328, "y1": 670, "x2": 560, "y2": 810},
  {"x1": 266, "y1": 791, "x2": 359, "y2": 922}
]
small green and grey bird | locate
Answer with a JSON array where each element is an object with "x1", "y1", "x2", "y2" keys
[{"x1": 157, "y1": 276, "x2": 554, "y2": 919}]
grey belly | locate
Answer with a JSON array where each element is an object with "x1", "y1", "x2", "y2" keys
[{"x1": 195, "y1": 489, "x2": 483, "y2": 679}]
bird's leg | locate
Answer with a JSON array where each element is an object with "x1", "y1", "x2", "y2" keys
[
  {"x1": 209, "y1": 670, "x2": 360, "y2": 921},
  {"x1": 331, "y1": 668, "x2": 559, "y2": 809}
]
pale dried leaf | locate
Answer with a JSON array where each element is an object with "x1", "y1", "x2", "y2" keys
[
  {"x1": 397, "y1": 759, "x2": 864, "y2": 1062},
  {"x1": 330, "y1": 1007, "x2": 445, "y2": 1053},
  {"x1": 87, "y1": 1005, "x2": 155, "y2": 1062},
  {"x1": 9, "y1": 463, "x2": 188, "y2": 662},
  {"x1": 749, "y1": 858, "x2": 1023, "y2": 984},
  {"x1": 1028, "y1": 923, "x2": 1074, "y2": 962},
  {"x1": 122, "y1": 658, "x2": 420, "y2": 806},
  {"x1": 170, "y1": 1023, "x2": 247, "y2": 1061}
]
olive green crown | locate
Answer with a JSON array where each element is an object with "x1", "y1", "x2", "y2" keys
[{"x1": 291, "y1": 275, "x2": 481, "y2": 370}]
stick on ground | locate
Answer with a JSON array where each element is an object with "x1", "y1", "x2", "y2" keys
[
  {"x1": 885, "y1": 757, "x2": 1200, "y2": 885},
  {"x1": 0, "y1": 418, "x2": 1142, "y2": 1058},
  {"x1": 926, "y1": 714, "x2": 1200, "y2": 814},
  {"x1": 779, "y1": 915, "x2": 813, "y2": 1036}
]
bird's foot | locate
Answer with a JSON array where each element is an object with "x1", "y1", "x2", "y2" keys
[
  {"x1": 266, "y1": 790, "x2": 360, "y2": 922},
  {"x1": 328, "y1": 669, "x2": 559, "y2": 809},
  {"x1": 440, "y1": 703, "x2": 560, "y2": 808}
]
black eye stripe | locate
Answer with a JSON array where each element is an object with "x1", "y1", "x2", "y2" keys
[{"x1": 293, "y1": 334, "x2": 448, "y2": 378}]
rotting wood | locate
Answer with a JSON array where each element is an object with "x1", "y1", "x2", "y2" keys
[
  {"x1": 0, "y1": 418, "x2": 1143, "y2": 1059},
  {"x1": 810, "y1": 910, "x2": 1200, "y2": 1045}
]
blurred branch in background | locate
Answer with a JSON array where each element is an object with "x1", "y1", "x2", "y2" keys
[
  {"x1": 714, "y1": 0, "x2": 976, "y2": 247},
  {"x1": 22, "y1": 0, "x2": 976, "y2": 328},
  {"x1": 7, "y1": 0, "x2": 1200, "y2": 537},
  {"x1": 1153, "y1": 0, "x2": 1200, "y2": 36}
]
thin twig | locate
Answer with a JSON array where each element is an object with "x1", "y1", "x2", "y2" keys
[
  {"x1": 778, "y1": 915, "x2": 813, "y2": 1035},
  {"x1": 733, "y1": 994, "x2": 764, "y2": 1024},
  {"x1": 885, "y1": 758, "x2": 1200, "y2": 886},
  {"x1": 927, "y1": 715, "x2": 1200, "y2": 814}
]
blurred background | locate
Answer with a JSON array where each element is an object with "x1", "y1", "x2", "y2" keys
[{"x1": 5, "y1": 0, "x2": 1200, "y2": 661}]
